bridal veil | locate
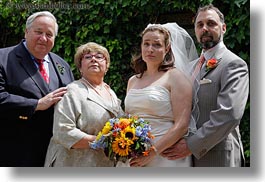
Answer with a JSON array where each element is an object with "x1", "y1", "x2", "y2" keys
[{"x1": 146, "y1": 22, "x2": 199, "y2": 135}]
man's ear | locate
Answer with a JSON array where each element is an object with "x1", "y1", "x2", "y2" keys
[
  {"x1": 222, "y1": 23, "x2": 226, "y2": 34},
  {"x1": 24, "y1": 28, "x2": 28, "y2": 39}
]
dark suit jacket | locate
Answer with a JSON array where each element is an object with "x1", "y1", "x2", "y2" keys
[{"x1": 0, "y1": 41, "x2": 74, "y2": 166}]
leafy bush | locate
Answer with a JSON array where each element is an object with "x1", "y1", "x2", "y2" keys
[{"x1": 0, "y1": 0, "x2": 250, "y2": 166}]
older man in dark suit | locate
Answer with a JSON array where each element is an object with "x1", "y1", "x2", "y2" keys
[{"x1": 0, "y1": 11, "x2": 74, "y2": 166}]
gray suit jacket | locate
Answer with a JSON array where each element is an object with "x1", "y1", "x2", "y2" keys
[{"x1": 187, "y1": 42, "x2": 249, "y2": 167}]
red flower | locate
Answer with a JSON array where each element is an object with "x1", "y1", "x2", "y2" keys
[{"x1": 206, "y1": 58, "x2": 218, "y2": 71}]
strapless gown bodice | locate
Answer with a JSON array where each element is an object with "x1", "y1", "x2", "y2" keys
[
  {"x1": 124, "y1": 85, "x2": 191, "y2": 167},
  {"x1": 125, "y1": 86, "x2": 174, "y2": 138}
]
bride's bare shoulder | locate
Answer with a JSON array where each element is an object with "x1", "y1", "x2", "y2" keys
[
  {"x1": 167, "y1": 68, "x2": 191, "y2": 85},
  {"x1": 128, "y1": 74, "x2": 140, "y2": 83},
  {"x1": 127, "y1": 74, "x2": 141, "y2": 90},
  {"x1": 168, "y1": 67, "x2": 185, "y2": 77}
]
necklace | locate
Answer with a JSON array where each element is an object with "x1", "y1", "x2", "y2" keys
[
  {"x1": 81, "y1": 77, "x2": 115, "y2": 107},
  {"x1": 81, "y1": 77, "x2": 104, "y2": 92}
]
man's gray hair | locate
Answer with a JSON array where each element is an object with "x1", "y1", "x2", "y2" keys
[{"x1": 26, "y1": 11, "x2": 58, "y2": 36}]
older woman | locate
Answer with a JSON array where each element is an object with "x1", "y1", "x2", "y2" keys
[{"x1": 45, "y1": 42, "x2": 123, "y2": 167}]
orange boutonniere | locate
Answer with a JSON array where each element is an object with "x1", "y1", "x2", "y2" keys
[{"x1": 205, "y1": 58, "x2": 219, "y2": 71}]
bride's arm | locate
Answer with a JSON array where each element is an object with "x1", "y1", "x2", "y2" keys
[
  {"x1": 130, "y1": 69, "x2": 192, "y2": 167},
  {"x1": 154, "y1": 69, "x2": 192, "y2": 153}
]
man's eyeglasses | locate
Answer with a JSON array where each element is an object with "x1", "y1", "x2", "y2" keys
[{"x1": 83, "y1": 53, "x2": 105, "y2": 62}]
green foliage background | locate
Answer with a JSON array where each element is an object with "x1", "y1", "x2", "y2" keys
[{"x1": 0, "y1": 0, "x2": 250, "y2": 166}]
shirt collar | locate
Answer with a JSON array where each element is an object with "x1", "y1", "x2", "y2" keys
[
  {"x1": 203, "y1": 41, "x2": 225, "y2": 61},
  {"x1": 23, "y1": 40, "x2": 50, "y2": 63}
]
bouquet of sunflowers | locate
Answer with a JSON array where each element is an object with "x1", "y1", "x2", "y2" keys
[{"x1": 90, "y1": 115, "x2": 154, "y2": 165}]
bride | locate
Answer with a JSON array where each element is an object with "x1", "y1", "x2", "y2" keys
[{"x1": 124, "y1": 23, "x2": 198, "y2": 167}]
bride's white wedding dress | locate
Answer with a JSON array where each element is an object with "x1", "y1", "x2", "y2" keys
[{"x1": 124, "y1": 85, "x2": 192, "y2": 167}]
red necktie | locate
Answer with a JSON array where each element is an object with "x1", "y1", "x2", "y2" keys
[
  {"x1": 192, "y1": 54, "x2": 205, "y2": 81},
  {"x1": 36, "y1": 59, "x2": 49, "y2": 84}
]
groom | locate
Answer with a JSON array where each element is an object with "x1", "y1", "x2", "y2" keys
[{"x1": 161, "y1": 4, "x2": 249, "y2": 167}]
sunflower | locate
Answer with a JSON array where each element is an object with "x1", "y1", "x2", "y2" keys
[
  {"x1": 112, "y1": 136, "x2": 134, "y2": 156},
  {"x1": 124, "y1": 126, "x2": 136, "y2": 140}
]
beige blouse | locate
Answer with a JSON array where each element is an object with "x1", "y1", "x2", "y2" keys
[{"x1": 44, "y1": 80, "x2": 124, "y2": 167}]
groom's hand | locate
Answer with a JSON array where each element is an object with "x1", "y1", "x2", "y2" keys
[{"x1": 161, "y1": 138, "x2": 192, "y2": 160}]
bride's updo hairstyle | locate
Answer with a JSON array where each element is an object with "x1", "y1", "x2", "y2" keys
[{"x1": 131, "y1": 24, "x2": 174, "y2": 78}]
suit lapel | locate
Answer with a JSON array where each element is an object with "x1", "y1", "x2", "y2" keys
[
  {"x1": 88, "y1": 88, "x2": 117, "y2": 115},
  {"x1": 80, "y1": 80, "x2": 118, "y2": 116},
  {"x1": 200, "y1": 47, "x2": 225, "y2": 79},
  {"x1": 48, "y1": 54, "x2": 65, "y2": 87},
  {"x1": 16, "y1": 43, "x2": 50, "y2": 95},
  {"x1": 201, "y1": 63, "x2": 210, "y2": 79}
]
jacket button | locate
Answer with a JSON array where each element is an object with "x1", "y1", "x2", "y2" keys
[{"x1": 19, "y1": 116, "x2": 28, "y2": 120}]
